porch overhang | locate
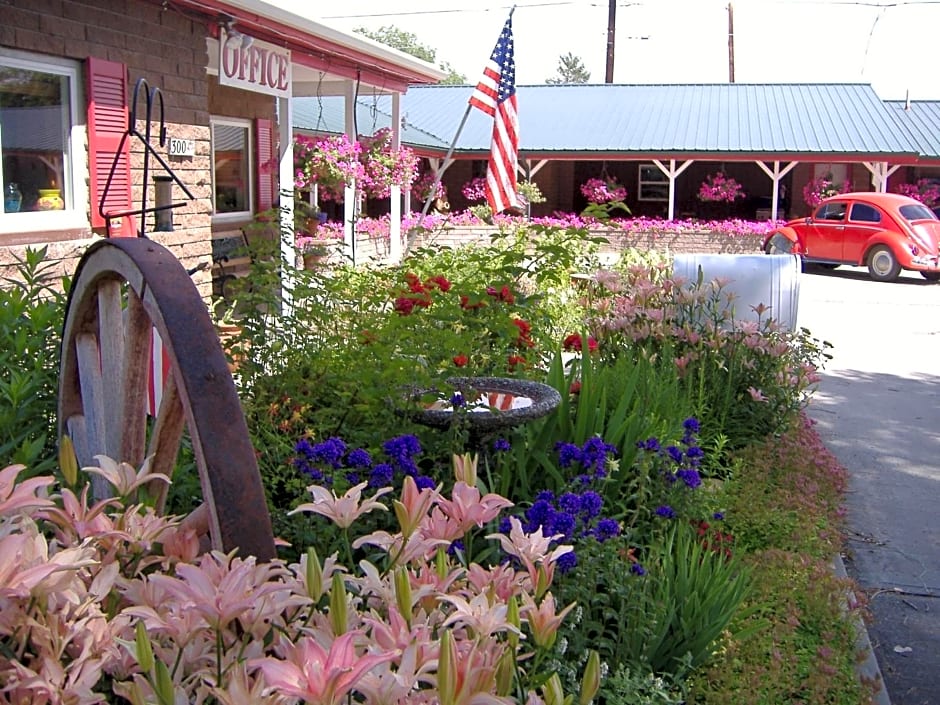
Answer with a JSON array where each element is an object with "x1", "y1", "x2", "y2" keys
[{"x1": 169, "y1": 0, "x2": 446, "y2": 93}]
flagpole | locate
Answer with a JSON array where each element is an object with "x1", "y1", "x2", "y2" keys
[
  {"x1": 406, "y1": 6, "x2": 516, "y2": 253},
  {"x1": 403, "y1": 106, "x2": 470, "y2": 253},
  {"x1": 419, "y1": 104, "x2": 471, "y2": 219}
]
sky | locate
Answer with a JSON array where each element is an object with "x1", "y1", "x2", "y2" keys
[{"x1": 268, "y1": 0, "x2": 940, "y2": 100}]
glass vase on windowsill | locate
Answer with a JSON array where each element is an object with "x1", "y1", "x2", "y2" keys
[{"x1": 4, "y1": 182, "x2": 22, "y2": 213}]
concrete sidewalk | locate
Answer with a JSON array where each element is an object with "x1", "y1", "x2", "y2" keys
[{"x1": 797, "y1": 266, "x2": 940, "y2": 705}]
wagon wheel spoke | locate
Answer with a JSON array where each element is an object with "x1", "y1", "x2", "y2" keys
[
  {"x1": 58, "y1": 238, "x2": 275, "y2": 560},
  {"x1": 74, "y1": 330, "x2": 108, "y2": 498},
  {"x1": 146, "y1": 374, "x2": 184, "y2": 513},
  {"x1": 120, "y1": 288, "x2": 151, "y2": 468}
]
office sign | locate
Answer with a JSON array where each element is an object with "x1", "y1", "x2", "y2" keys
[{"x1": 219, "y1": 29, "x2": 291, "y2": 99}]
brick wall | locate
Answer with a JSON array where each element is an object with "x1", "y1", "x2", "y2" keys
[
  {"x1": 1, "y1": 0, "x2": 215, "y2": 295},
  {"x1": 412, "y1": 225, "x2": 765, "y2": 257}
]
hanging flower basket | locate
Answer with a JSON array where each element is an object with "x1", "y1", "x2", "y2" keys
[
  {"x1": 697, "y1": 172, "x2": 745, "y2": 203},
  {"x1": 412, "y1": 169, "x2": 448, "y2": 207},
  {"x1": 580, "y1": 177, "x2": 627, "y2": 205},
  {"x1": 461, "y1": 176, "x2": 488, "y2": 203},
  {"x1": 358, "y1": 128, "x2": 419, "y2": 200},
  {"x1": 892, "y1": 179, "x2": 940, "y2": 208},
  {"x1": 802, "y1": 173, "x2": 852, "y2": 207},
  {"x1": 293, "y1": 134, "x2": 364, "y2": 201}
]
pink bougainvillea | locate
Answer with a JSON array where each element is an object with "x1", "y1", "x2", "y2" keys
[
  {"x1": 892, "y1": 178, "x2": 940, "y2": 208},
  {"x1": 802, "y1": 174, "x2": 852, "y2": 207},
  {"x1": 580, "y1": 177, "x2": 627, "y2": 204},
  {"x1": 697, "y1": 172, "x2": 745, "y2": 203}
]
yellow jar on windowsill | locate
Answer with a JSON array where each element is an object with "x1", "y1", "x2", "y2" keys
[{"x1": 37, "y1": 189, "x2": 64, "y2": 211}]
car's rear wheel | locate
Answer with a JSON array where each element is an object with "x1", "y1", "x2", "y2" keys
[
  {"x1": 867, "y1": 245, "x2": 901, "y2": 282},
  {"x1": 920, "y1": 271, "x2": 940, "y2": 282}
]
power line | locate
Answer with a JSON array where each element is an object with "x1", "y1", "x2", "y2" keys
[
  {"x1": 322, "y1": 1, "x2": 642, "y2": 20},
  {"x1": 323, "y1": 0, "x2": 940, "y2": 16}
]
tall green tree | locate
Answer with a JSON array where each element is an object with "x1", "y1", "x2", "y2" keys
[
  {"x1": 545, "y1": 53, "x2": 591, "y2": 84},
  {"x1": 355, "y1": 25, "x2": 466, "y2": 84}
]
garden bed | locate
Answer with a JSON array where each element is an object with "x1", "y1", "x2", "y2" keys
[{"x1": 0, "y1": 230, "x2": 875, "y2": 705}]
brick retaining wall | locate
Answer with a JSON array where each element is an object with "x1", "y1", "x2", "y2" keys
[{"x1": 411, "y1": 225, "x2": 766, "y2": 257}]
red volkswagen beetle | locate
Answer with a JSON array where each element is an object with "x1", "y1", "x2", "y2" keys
[{"x1": 763, "y1": 192, "x2": 940, "y2": 282}]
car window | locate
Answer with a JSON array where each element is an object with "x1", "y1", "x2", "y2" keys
[
  {"x1": 899, "y1": 203, "x2": 938, "y2": 222},
  {"x1": 849, "y1": 203, "x2": 881, "y2": 223},
  {"x1": 817, "y1": 202, "x2": 847, "y2": 221}
]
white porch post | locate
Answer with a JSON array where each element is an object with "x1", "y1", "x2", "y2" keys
[
  {"x1": 277, "y1": 95, "x2": 294, "y2": 313},
  {"x1": 343, "y1": 81, "x2": 357, "y2": 265},
  {"x1": 756, "y1": 160, "x2": 798, "y2": 220},
  {"x1": 389, "y1": 93, "x2": 402, "y2": 263},
  {"x1": 525, "y1": 159, "x2": 549, "y2": 178},
  {"x1": 653, "y1": 159, "x2": 693, "y2": 221},
  {"x1": 862, "y1": 161, "x2": 901, "y2": 193}
]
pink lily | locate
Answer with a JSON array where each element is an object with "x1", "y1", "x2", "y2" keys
[
  {"x1": 433, "y1": 482, "x2": 513, "y2": 535},
  {"x1": 84, "y1": 454, "x2": 170, "y2": 499},
  {"x1": 486, "y1": 516, "x2": 572, "y2": 567},
  {"x1": 487, "y1": 517, "x2": 573, "y2": 595},
  {"x1": 440, "y1": 591, "x2": 522, "y2": 640},
  {"x1": 520, "y1": 591, "x2": 576, "y2": 649},
  {"x1": 393, "y1": 475, "x2": 437, "y2": 538},
  {"x1": 251, "y1": 632, "x2": 395, "y2": 704},
  {"x1": 0, "y1": 464, "x2": 54, "y2": 516},
  {"x1": 290, "y1": 482, "x2": 391, "y2": 529}
]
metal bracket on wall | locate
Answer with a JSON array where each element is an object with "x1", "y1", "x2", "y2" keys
[{"x1": 98, "y1": 77, "x2": 195, "y2": 238}]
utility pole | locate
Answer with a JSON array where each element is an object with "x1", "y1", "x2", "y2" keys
[
  {"x1": 728, "y1": 1, "x2": 735, "y2": 83},
  {"x1": 605, "y1": 0, "x2": 616, "y2": 83}
]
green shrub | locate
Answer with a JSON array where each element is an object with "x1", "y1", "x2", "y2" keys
[
  {"x1": 688, "y1": 551, "x2": 870, "y2": 705},
  {"x1": 600, "y1": 665, "x2": 686, "y2": 705},
  {"x1": 554, "y1": 521, "x2": 753, "y2": 683},
  {"x1": 0, "y1": 248, "x2": 66, "y2": 477}
]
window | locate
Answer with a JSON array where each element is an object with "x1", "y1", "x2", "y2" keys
[
  {"x1": 211, "y1": 117, "x2": 252, "y2": 219},
  {"x1": 817, "y1": 202, "x2": 846, "y2": 221},
  {"x1": 849, "y1": 203, "x2": 881, "y2": 223},
  {"x1": 1, "y1": 50, "x2": 83, "y2": 231},
  {"x1": 638, "y1": 163, "x2": 668, "y2": 201}
]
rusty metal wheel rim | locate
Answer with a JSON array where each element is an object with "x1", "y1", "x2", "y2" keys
[{"x1": 58, "y1": 238, "x2": 275, "y2": 560}]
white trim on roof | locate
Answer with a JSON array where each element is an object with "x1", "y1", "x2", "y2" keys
[{"x1": 218, "y1": 0, "x2": 447, "y2": 84}]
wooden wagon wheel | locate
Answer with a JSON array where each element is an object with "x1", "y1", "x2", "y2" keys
[{"x1": 58, "y1": 238, "x2": 275, "y2": 560}]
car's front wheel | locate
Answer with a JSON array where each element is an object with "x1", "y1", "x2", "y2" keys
[
  {"x1": 920, "y1": 271, "x2": 940, "y2": 282},
  {"x1": 867, "y1": 245, "x2": 901, "y2": 282}
]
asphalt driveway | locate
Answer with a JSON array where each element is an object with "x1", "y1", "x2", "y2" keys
[{"x1": 796, "y1": 264, "x2": 940, "y2": 705}]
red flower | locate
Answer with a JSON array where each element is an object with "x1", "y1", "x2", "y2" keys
[
  {"x1": 427, "y1": 275, "x2": 452, "y2": 292},
  {"x1": 563, "y1": 333, "x2": 599, "y2": 353},
  {"x1": 511, "y1": 318, "x2": 535, "y2": 348},
  {"x1": 404, "y1": 272, "x2": 424, "y2": 292},
  {"x1": 394, "y1": 291, "x2": 432, "y2": 315},
  {"x1": 452, "y1": 354, "x2": 468, "y2": 367},
  {"x1": 507, "y1": 354, "x2": 527, "y2": 371},
  {"x1": 460, "y1": 295, "x2": 486, "y2": 310},
  {"x1": 486, "y1": 285, "x2": 515, "y2": 304},
  {"x1": 394, "y1": 297, "x2": 416, "y2": 315},
  {"x1": 569, "y1": 380, "x2": 582, "y2": 395}
]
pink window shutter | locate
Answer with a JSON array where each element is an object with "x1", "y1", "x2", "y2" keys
[
  {"x1": 256, "y1": 118, "x2": 275, "y2": 212},
  {"x1": 86, "y1": 57, "x2": 133, "y2": 235}
]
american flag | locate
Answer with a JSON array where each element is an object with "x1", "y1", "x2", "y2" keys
[{"x1": 469, "y1": 14, "x2": 519, "y2": 215}]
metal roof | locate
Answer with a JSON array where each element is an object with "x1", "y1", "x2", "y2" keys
[
  {"x1": 884, "y1": 101, "x2": 940, "y2": 160},
  {"x1": 295, "y1": 83, "x2": 923, "y2": 160}
]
